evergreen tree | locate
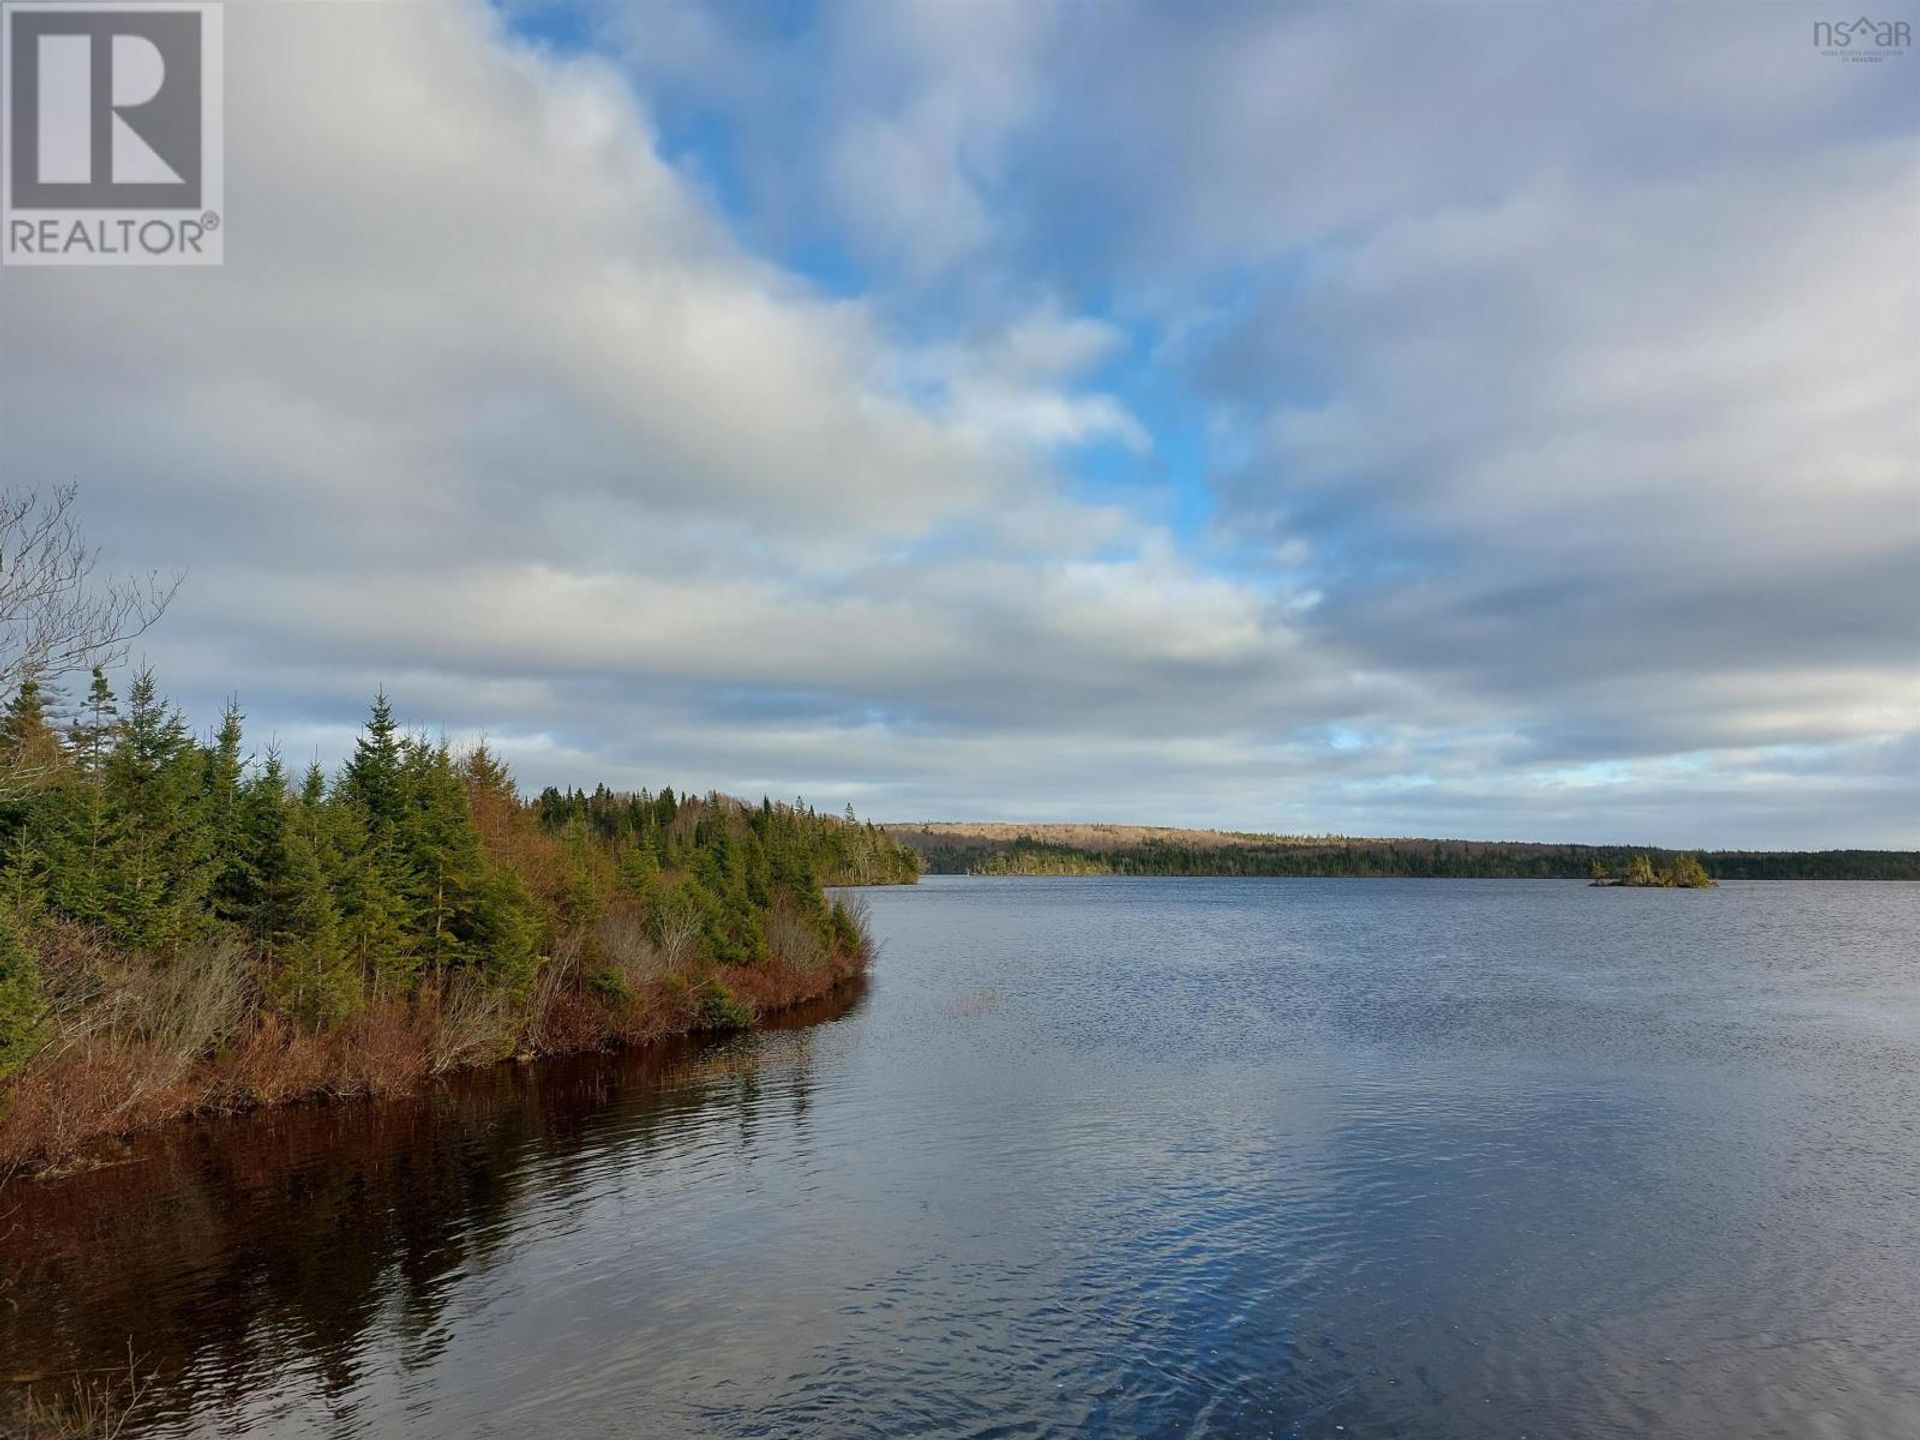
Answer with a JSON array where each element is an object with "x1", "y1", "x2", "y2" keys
[
  {"x1": 617, "y1": 841, "x2": 661, "y2": 902},
  {"x1": 557, "y1": 815, "x2": 603, "y2": 928},
  {"x1": 398, "y1": 739, "x2": 492, "y2": 973},
  {"x1": 329, "y1": 798, "x2": 414, "y2": 996},
  {"x1": 260, "y1": 753, "x2": 359, "y2": 1025},
  {"x1": 0, "y1": 679, "x2": 66, "y2": 796},
  {"x1": 334, "y1": 696, "x2": 421, "y2": 993},
  {"x1": 340, "y1": 691, "x2": 405, "y2": 830},
  {"x1": 68, "y1": 669, "x2": 119, "y2": 783},
  {"x1": 0, "y1": 904, "x2": 43, "y2": 1079},
  {"x1": 203, "y1": 698, "x2": 255, "y2": 925},
  {"x1": 236, "y1": 748, "x2": 295, "y2": 951},
  {"x1": 43, "y1": 668, "x2": 122, "y2": 923},
  {"x1": 97, "y1": 670, "x2": 215, "y2": 951}
]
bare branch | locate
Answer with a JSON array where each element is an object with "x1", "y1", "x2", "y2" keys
[
  {"x1": 0, "y1": 485, "x2": 179, "y2": 799},
  {"x1": 0, "y1": 484, "x2": 181, "y2": 695}
]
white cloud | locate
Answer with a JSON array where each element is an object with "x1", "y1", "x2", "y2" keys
[{"x1": 1, "y1": 0, "x2": 1912, "y2": 848}]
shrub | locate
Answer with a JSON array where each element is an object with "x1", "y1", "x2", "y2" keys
[
  {"x1": 765, "y1": 901, "x2": 827, "y2": 971},
  {"x1": 112, "y1": 941, "x2": 253, "y2": 1064},
  {"x1": 1670, "y1": 853, "x2": 1716, "y2": 888},
  {"x1": 345, "y1": 1004, "x2": 427, "y2": 1097},
  {"x1": 425, "y1": 971, "x2": 516, "y2": 1074},
  {"x1": 585, "y1": 964, "x2": 631, "y2": 1002},
  {"x1": 592, "y1": 906, "x2": 673, "y2": 984},
  {"x1": 828, "y1": 895, "x2": 869, "y2": 957},
  {"x1": 696, "y1": 978, "x2": 755, "y2": 1031}
]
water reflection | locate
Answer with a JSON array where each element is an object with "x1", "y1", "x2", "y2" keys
[{"x1": 0, "y1": 982, "x2": 867, "y2": 1436}]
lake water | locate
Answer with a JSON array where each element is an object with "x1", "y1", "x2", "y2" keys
[{"x1": 3, "y1": 877, "x2": 1917, "y2": 1438}]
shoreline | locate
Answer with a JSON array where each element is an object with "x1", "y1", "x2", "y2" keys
[
  {"x1": 0, "y1": 683, "x2": 921, "y2": 1190},
  {"x1": 1, "y1": 946, "x2": 872, "y2": 1187},
  {"x1": 907, "y1": 870, "x2": 1901, "y2": 882},
  {"x1": 889, "y1": 830, "x2": 1913, "y2": 881}
]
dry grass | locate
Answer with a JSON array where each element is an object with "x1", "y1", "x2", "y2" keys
[
  {"x1": 4, "y1": 1345, "x2": 149, "y2": 1439},
  {"x1": 219, "y1": 1014, "x2": 334, "y2": 1106},
  {"x1": 0, "y1": 910, "x2": 874, "y2": 1178}
]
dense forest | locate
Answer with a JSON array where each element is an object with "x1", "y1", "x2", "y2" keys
[
  {"x1": 892, "y1": 829, "x2": 1920, "y2": 881},
  {"x1": 0, "y1": 671, "x2": 916, "y2": 1175}
]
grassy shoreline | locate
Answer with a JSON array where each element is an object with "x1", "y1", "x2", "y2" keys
[{"x1": 2, "y1": 935, "x2": 875, "y2": 1183}]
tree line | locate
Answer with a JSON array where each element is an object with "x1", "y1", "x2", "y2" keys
[
  {"x1": 0, "y1": 670, "x2": 917, "y2": 1170},
  {"x1": 897, "y1": 832, "x2": 1920, "y2": 881}
]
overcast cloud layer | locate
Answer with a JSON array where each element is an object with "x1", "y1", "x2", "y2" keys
[{"x1": 1, "y1": 0, "x2": 1914, "y2": 846}]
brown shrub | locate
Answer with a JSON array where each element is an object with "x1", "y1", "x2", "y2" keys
[
  {"x1": 0, "y1": 1038, "x2": 199, "y2": 1172},
  {"x1": 342, "y1": 1005, "x2": 427, "y2": 1098},
  {"x1": 592, "y1": 907, "x2": 676, "y2": 986},
  {"x1": 652, "y1": 907, "x2": 703, "y2": 972},
  {"x1": 424, "y1": 973, "x2": 516, "y2": 1075},
  {"x1": 105, "y1": 942, "x2": 254, "y2": 1069},
  {"x1": 764, "y1": 902, "x2": 827, "y2": 971},
  {"x1": 220, "y1": 1014, "x2": 334, "y2": 1107},
  {"x1": 29, "y1": 920, "x2": 116, "y2": 1044},
  {"x1": 528, "y1": 985, "x2": 607, "y2": 1055}
]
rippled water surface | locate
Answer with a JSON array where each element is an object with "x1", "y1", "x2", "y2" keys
[{"x1": 4, "y1": 878, "x2": 1918, "y2": 1438}]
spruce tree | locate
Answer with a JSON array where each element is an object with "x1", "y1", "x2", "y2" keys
[
  {"x1": 334, "y1": 696, "x2": 421, "y2": 993},
  {"x1": 203, "y1": 698, "x2": 256, "y2": 925},
  {"x1": 97, "y1": 671, "x2": 215, "y2": 951},
  {"x1": 399, "y1": 739, "x2": 491, "y2": 973},
  {"x1": 0, "y1": 678, "x2": 66, "y2": 797},
  {"x1": 341, "y1": 691, "x2": 406, "y2": 830}
]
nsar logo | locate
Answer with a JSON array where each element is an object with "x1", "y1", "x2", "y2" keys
[
  {"x1": 1813, "y1": 15, "x2": 1911, "y2": 60},
  {"x1": 3, "y1": 1, "x2": 223, "y2": 266}
]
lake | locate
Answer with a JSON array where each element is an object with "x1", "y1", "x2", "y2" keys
[{"x1": 3, "y1": 877, "x2": 1916, "y2": 1438}]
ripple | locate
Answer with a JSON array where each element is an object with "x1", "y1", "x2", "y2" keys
[{"x1": 3, "y1": 879, "x2": 1917, "y2": 1438}]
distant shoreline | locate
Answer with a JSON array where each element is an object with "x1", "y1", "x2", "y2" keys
[{"x1": 885, "y1": 824, "x2": 1919, "y2": 882}]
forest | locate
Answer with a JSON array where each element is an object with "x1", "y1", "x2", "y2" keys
[
  {"x1": 0, "y1": 672, "x2": 916, "y2": 1176},
  {"x1": 892, "y1": 828, "x2": 1920, "y2": 881}
]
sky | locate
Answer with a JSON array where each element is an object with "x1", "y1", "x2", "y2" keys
[{"x1": 0, "y1": 0, "x2": 1915, "y2": 847}]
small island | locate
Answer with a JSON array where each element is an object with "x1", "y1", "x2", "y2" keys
[{"x1": 1590, "y1": 853, "x2": 1717, "y2": 888}]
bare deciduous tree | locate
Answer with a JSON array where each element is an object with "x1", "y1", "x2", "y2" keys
[
  {"x1": 0, "y1": 484, "x2": 178, "y2": 692},
  {"x1": 0, "y1": 484, "x2": 179, "y2": 793}
]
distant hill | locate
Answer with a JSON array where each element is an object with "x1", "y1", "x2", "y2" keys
[{"x1": 884, "y1": 823, "x2": 1920, "y2": 881}]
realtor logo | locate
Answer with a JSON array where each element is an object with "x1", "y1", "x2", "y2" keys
[{"x1": 3, "y1": 1, "x2": 222, "y2": 265}]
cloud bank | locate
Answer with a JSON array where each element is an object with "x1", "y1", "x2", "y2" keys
[{"x1": 1, "y1": 0, "x2": 1913, "y2": 846}]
